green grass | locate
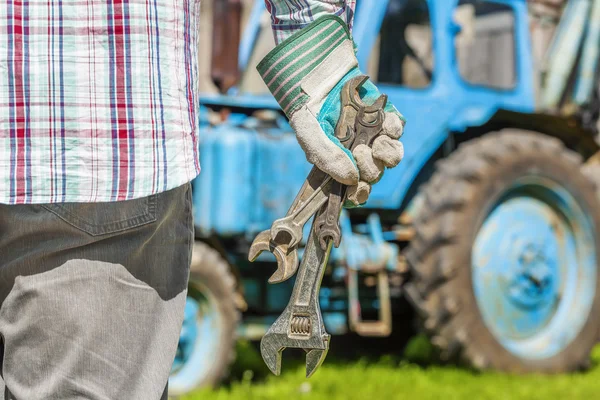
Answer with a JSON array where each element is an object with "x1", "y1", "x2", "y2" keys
[{"x1": 180, "y1": 340, "x2": 600, "y2": 400}]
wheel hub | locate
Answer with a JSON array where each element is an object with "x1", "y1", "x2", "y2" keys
[
  {"x1": 504, "y1": 237, "x2": 557, "y2": 310},
  {"x1": 472, "y1": 177, "x2": 597, "y2": 360}
]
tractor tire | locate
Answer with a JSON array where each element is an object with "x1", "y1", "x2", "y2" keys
[
  {"x1": 583, "y1": 160, "x2": 600, "y2": 199},
  {"x1": 404, "y1": 130, "x2": 600, "y2": 373},
  {"x1": 169, "y1": 241, "x2": 240, "y2": 395}
]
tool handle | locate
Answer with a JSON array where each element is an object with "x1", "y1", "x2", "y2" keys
[
  {"x1": 289, "y1": 207, "x2": 333, "y2": 308},
  {"x1": 315, "y1": 181, "x2": 345, "y2": 250}
]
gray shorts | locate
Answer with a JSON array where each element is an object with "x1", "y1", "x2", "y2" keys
[{"x1": 0, "y1": 183, "x2": 193, "y2": 400}]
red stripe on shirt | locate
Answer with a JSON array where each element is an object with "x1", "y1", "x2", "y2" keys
[
  {"x1": 13, "y1": 0, "x2": 26, "y2": 203},
  {"x1": 113, "y1": 0, "x2": 129, "y2": 200}
]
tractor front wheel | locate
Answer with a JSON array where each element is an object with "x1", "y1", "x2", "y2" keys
[{"x1": 405, "y1": 130, "x2": 600, "y2": 372}]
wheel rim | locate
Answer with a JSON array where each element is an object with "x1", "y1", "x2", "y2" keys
[
  {"x1": 169, "y1": 282, "x2": 221, "y2": 392},
  {"x1": 472, "y1": 176, "x2": 597, "y2": 360}
]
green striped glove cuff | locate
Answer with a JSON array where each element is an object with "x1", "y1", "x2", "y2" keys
[{"x1": 257, "y1": 16, "x2": 358, "y2": 117}]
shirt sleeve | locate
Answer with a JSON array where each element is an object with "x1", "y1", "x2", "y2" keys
[{"x1": 265, "y1": 0, "x2": 356, "y2": 44}]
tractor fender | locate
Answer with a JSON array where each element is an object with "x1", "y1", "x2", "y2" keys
[{"x1": 489, "y1": 110, "x2": 600, "y2": 158}]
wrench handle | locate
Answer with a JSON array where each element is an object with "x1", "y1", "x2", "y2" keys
[
  {"x1": 269, "y1": 176, "x2": 332, "y2": 247},
  {"x1": 289, "y1": 206, "x2": 333, "y2": 308},
  {"x1": 285, "y1": 167, "x2": 329, "y2": 215},
  {"x1": 315, "y1": 181, "x2": 345, "y2": 250}
]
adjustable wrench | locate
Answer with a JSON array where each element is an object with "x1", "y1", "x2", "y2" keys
[{"x1": 260, "y1": 205, "x2": 332, "y2": 378}]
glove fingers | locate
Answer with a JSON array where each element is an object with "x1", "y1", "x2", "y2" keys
[
  {"x1": 353, "y1": 144, "x2": 385, "y2": 183},
  {"x1": 346, "y1": 181, "x2": 372, "y2": 207},
  {"x1": 382, "y1": 111, "x2": 405, "y2": 140},
  {"x1": 372, "y1": 135, "x2": 404, "y2": 168},
  {"x1": 291, "y1": 109, "x2": 360, "y2": 186}
]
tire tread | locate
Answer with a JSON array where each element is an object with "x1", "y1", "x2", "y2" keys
[{"x1": 404, "y1": 130, "x2": 600, "y2": 373}]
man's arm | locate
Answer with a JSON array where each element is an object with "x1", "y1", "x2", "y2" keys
[
  {"x1": 265, "y1": 0, "x2": 357, "y2": 43},
  {"x1": 259, "y1": 1, "x2": 405, "y2": 205}
]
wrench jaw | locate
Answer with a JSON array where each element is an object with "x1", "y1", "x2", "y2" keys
[
  {"x1": 260, "y1": 335, "x2": 284, "y2": 376},
  {"x1": 317, "y1": 228, "x2": 342, "y2": 252},
  {"x1": 365, "y1": 93, "x2": 388, "y2": 115},
  {"x1": 260, "y1": 307, "x2": 331, "y2": 378},
  {"x1": 267, "y1": 256, "x2": 298, "y2": 284},
  {"x1": 348, "y1": 75, "x2": 370, "y2": 110},
  {"x1": 305, "y1": 348, "x2": 329, "y2": 378},
  {"x1": 315, "y1": 212, "x2": 342, "y2": 251},
  {"x1": 270, "y1": 216, "x2": 303, "y2": 249},
  {"x1": 260, "y1": 336, "x2": 330, "y2": 378},
  {"x1": 348, "y1": 75, "x2": 387, "y2": 114},
  {"x1": 248, "y1": 230, "x2": 299, "y2": 284},
  {"x1": 337, "y1": 75, "x2": 389, "y2": 150}
]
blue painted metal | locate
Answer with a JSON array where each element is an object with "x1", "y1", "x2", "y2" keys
[
  {"x1": 238, "y1": 0, "x2": 267, "y2": 73},
  {"x1": 330, "y1": 212, "x2": 398, "y2": 272},
  {"x1": 193, "y1": 114, "x2": 311, "y2": 236},
  {"x1": 169, "y1": 292, "x2": 221, "y2": 393},
  {"x1": 472, "y1": 177, "x2": 597, "y2": 359},
  {"x1": 352, "y1": 0, "x2": 390, "y2": 63},
  {"x1": 360, "y1": 0, "x2": 535, "y2": 209},
  {"x1": 573, "y1": 0, "x2": 600, "y2": 105},
  {"x1": 194, "y1": 0, "x2": 537, "y2": 238},
  {"x1": 322, "y1": 313, "x2": 349, "y2": 335},
  {"x1": 541, "y1": 0, "x2": 591, "y2": 109}
]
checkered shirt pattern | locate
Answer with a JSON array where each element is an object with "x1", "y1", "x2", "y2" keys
[
  {"x1": 0, "y1": 0, "x2": 356, "y2": 204},
  {"x1": 266, "y1": 0, "x2": 356, "y2": 44},
  {"x1": 0, "y1": 0, "x2": 202, "y2": 204}
]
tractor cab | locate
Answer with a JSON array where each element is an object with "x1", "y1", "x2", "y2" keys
[{"x1": 354, "y1": 0, "x2": 536, "y2": 208}]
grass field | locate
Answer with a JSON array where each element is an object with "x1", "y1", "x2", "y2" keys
[{"x1": 180, "y1": 338, "x2": 600, "y2": 400}]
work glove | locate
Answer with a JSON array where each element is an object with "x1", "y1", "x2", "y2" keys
[{"x1": 258, "y1": 16, "x2": 405, "y2": 206}]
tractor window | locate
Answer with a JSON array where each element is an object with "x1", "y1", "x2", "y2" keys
[
  {"x1": 370, "y1": 0, "x2": 433, "y2": 89},
  {"x1": 454, "y1": 1, "x2": 516, "y2": 90}
]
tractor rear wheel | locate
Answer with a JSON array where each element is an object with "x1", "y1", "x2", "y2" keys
[
  {"x1": 404, "y1": 130, "x2": 600, "y2": 372},
  {"x1": 169, "y1": 241, "x2": 239, "y2": 395},
  {"x1": 583, "y1": 157, "x2": 600, "y2": 199}
]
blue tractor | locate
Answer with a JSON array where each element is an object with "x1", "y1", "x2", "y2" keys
[{"x1": 169, "y1": 0, "x2": 600, "y2": 394}]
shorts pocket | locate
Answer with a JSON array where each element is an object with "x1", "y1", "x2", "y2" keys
[{"x1": 42, "y1": 195, "x2": 158, "y2": 236}]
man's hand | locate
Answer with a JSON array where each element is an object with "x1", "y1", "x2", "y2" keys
[{"x1": 258, "y1": 16, "x2": 405, "y2": 206}]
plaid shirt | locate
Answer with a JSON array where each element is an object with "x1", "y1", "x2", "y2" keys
[
  {"x1": 0, "y1": 1, "x2": 355, "y2": 204},
  {"x1": 267, "y1": 0, "x2": 356, "y2": 43}
]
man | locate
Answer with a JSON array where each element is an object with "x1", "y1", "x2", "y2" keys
[{"x1": 0, "y1": 1, "x2": 404, "y2": 399}]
